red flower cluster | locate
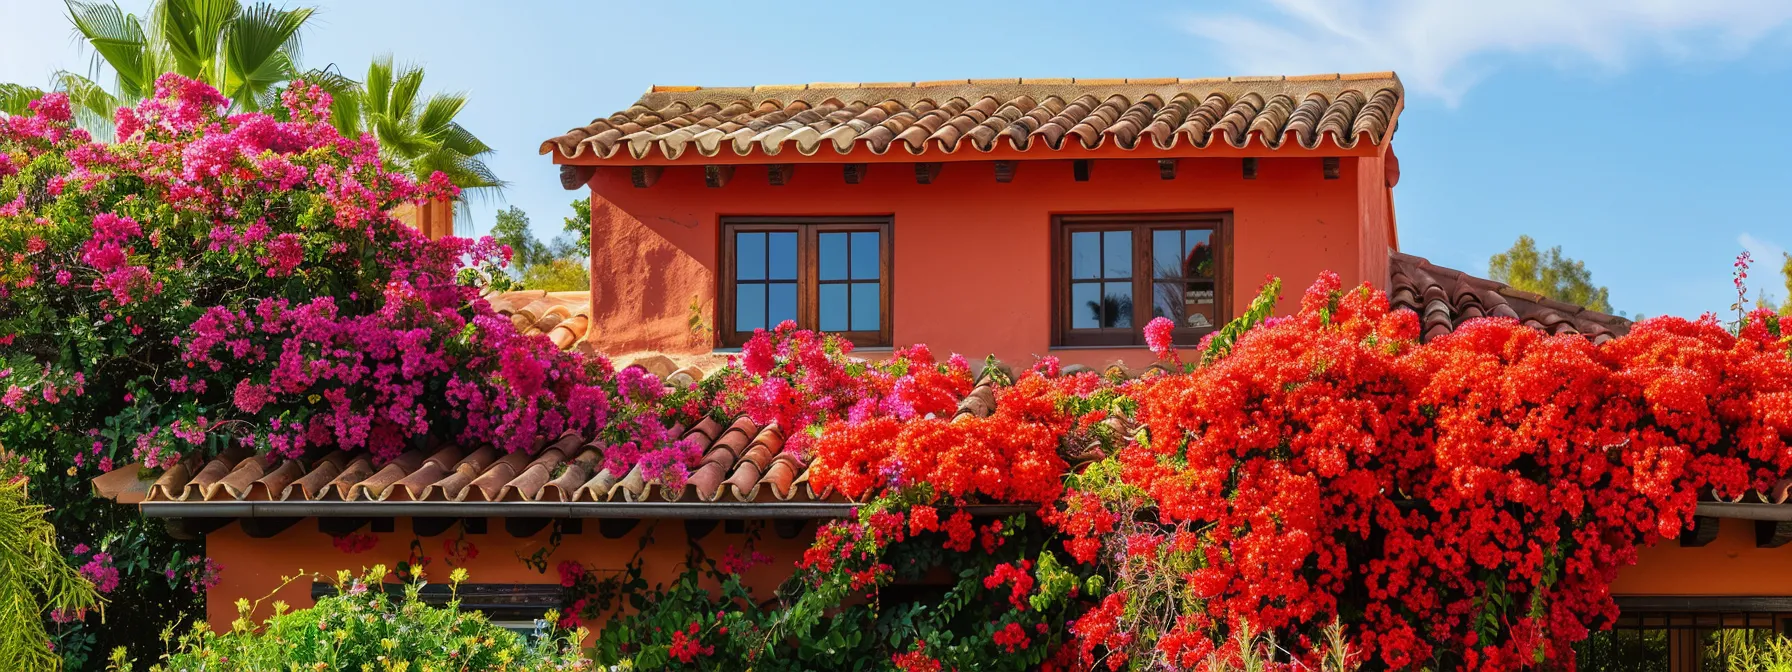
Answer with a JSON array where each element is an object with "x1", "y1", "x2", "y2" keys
[
  {"x1": 1053, "y1": 273, "x2": 1792, "y2": 669},
  {"x1": 984, "y1": 560, "x2": 1036, "y2": 611},
  {"x1": 330, "y1": 532, "x2": 377, "y2": 554},
  {"x1": 993, "y1": 621, "x2": 1033, "y2": 653},
  {"x1": 668, "y1": 622, "x2": 714, "y2": 663},
  {"x1": 810, "y1": 373, "x2": 1080, "y2": 504},
  {"x1": 891, "y1": 642, "x2": 943, "y2": 672}
]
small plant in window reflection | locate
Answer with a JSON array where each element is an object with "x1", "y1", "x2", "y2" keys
[{"x1": 1085, "y1": 295, "x2": 1133, "y2": 328}]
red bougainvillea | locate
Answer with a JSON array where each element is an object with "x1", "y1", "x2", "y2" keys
[
  {"x1": 792, "y1": 269, "x2": 1792, "y2": 670},
  {"x1": 1051, "y1": 273, "x2": 1792, "y2": 669}
]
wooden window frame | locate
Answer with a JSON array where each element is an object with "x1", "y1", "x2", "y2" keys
[
  {"x1": 718, "y1": 216, "x2": 893, "y2": 348},
  {"x1": 1050, "y1": 213, "x2": 1232, "y2": 348}
]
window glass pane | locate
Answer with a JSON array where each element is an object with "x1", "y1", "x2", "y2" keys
[
  {"x1": 1156, "y1": 281, "x2": 1216, "y2": 329},
  {"x1": 819, "y1": 284, "x2": 849, "y2": 331},
  {"x1": 851, "y1": 282, "x2": 879, "y2": 331},
  {"x1": 1152, "y1": 281, "x2": 1184, "y2": 322},
  {"x1": 1102, "y1": 281, "x2": 1133, "y2": 328},
  {"x1": 1070, "y1": 282, "x2": 1101, "y2": 329},
  {"x1": 768, "y1": 283, "x2": 797, "y2": 327},
  {"x1": 851, "y1": 232, "x2": 880, "y2": 280},
  {"x1": 736, "y1": 233, "x2": 765, "y2": 281},
  {"x1": 1184, "y1": 229, "x2": 1214, "y2": 279},
  {"x1": 736, "y1": 284, "x2": 765, "y2": 331},
  {"x1": 818, "y1": 233, "x2": 848, "y2": 281},
  {"x1": 1102, "y1": 230, "x2": 1131, "y2": 279},
  {"x1": 1070, "y1": 232, "x2": 1099, "y2": 279},
  {"x1": 1153, "y1": 230, "x2": 1182, "y2": 279},
  {"x1": 768, "y1": 232, "x2": 797, "y2": 280}
]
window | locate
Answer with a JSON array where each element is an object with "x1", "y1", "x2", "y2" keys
[
  {"x1": 1052, "y1": 214, "x2": 1229, "y2": 347},
  {"x1": 1576, "y1": 609, "x2": 1792, "y2": 672},
  {"x1": 720, "y1": 217, "x2": 892, "y2": 347}
]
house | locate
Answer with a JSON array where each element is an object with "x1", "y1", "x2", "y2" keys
[{"x1": 98, "y1": 72, "x2": 1779, "y2": 669}]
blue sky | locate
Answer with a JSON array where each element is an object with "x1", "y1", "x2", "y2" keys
[{"x1": 4, "y1": 0, "x2": 1790, "y2": 318}]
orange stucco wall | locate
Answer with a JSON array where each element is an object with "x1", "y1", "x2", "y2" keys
[
  {"x1": 1612, "y1": 518, "x2": 1792, "y2": 597},
  {"x1": 205, "y1": 515, "x2": 1787, "y2": 632},
  {"x1": 581, "y1": 155, "x2": 1391, "y2": 369},
  {"x1": 205, "y1": 520, "x2": 814, "y2": 632}
]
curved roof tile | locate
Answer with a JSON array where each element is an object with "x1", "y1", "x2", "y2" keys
[
  {"x1": 1388, "y1": 251, "x2": 1631, "y2": 344},
  {"x1": 541, "y1": 74, "x2": 1404, "y2": 161}
]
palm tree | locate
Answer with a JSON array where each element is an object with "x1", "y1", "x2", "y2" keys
[
  {"x1": 345, "y1": 56, "x2": 503, "y2": 208},
  {"x1": 59, "y1": 0, "x2": 314, "y2": 135},
  {"x1": 295, "y1": 56, "x2": 503, "y2": 231}
]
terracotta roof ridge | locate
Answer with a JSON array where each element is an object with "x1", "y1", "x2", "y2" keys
[
  {"x1": 544, "y1": 73, "x2": 1404, "y2": 160},
  {"x1": 645, "y1": 73, "x2": 1401, "y2": 93},
  {"x1": 1387, "y1": 251, "x2": 1633, "y2": 341}
]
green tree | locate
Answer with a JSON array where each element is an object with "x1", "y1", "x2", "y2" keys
[
  {"x1": 59, "y1": 0, "x2": 314, "y2": 132},
  {"x1": 1488, "y1": 235, "x2": 1614, "y2": 313},
  {"x1": 489, "y1": 205, "x2": 588, "y2": 291},
  {"x1": 565, "y1": 196, "x2": 591, "y2": 251},
  {"x1": 1782, "y1": 254, "x2": 1792, "y2": 317}
]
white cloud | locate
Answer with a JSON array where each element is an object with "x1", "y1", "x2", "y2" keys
[
  {"x1": 1739, "y1": 233, "x2": 1787, "y2": 304},
  {"x1": 1179, "y1": 0, "x2": 1792, "y2": 103}
]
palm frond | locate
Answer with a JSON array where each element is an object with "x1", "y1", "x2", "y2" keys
[
  {"x1": 439, "y1": 122, "x2": 494, "y2": 157},
  {"x1": 415, "y1": 91, "x2": 467, "y2": 140},
  {"x1": 295, "y1": 66, "x2": 364, "y2": 135},
  {"x1": 228, "y1": 49, "x2": 296, "y2": 112},
  {"x1": 151, "y1": 0, "x2": 240, "y2": 82},
  {"x1": 362, "y1": 54, "x2": 394, "y2": 119},
  {"x1": 64, "y1": 0, "x2": 151, "y2": 99},
  {"x1": 51, "y1": 71, "x2": 121, "y2": 138},
  {"x1": 221, "y1": 3, "x2": 311, "y2": 104},
  {"x1": 371, "y1": 115, "x2": 432, "y2": 160},
  {"x1": 386, "y1": 61, "x2": 425, "y2": 126},
  {"x1": 416, "y1": 149, "x2": 507, "y2": 203},
  {"x1": 0, "y1": 84, "x2": 48, "y2": 116}
]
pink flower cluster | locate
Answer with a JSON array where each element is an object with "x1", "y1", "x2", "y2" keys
[{"x1": 0, "y1": 76, "x2": 705, "y2": 487}]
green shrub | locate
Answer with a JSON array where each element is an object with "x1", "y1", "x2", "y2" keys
[
  {"x1": 129, "y1": 566, "x2": 589, "y2": 672},
  {"x1": 0, "y1": 457, "x2": 102, "y2": 671},
  {"x1": 1729, "y1": 633, "x2": 1792, "y2": 672}
]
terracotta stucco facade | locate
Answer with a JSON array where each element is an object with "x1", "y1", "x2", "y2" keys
[
  {"x1": 207, "y1": 520, "x2": 812, "y2": 629},
  {"x1": 577, "y1": 154, "x2": 1394, "y2": 369}
]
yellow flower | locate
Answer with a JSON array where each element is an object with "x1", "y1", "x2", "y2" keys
[
  {"x1": 450, "y1": 567, "x2": 468, "y2": 585},
  {"x1": 308, "y1": 394, "x2": 321, "y2": 403}
]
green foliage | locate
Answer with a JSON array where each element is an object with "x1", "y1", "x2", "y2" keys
[
  {"x1": 60, "y1": 0, "x2": 314, "y2": 130},
  {"x1": 490, "y1": 203, "x2": 589, "y2": 291},
  {"x1": 587, "y1": 508, "x2": 1089, "y2": 671},
  {"x1": 0, "y1": 84, "x2": 49, "y2": 116},
  {"x1": 564, "y1": 196, "x2": 591, "y2": 252},
  {"x1": 493, "y1": 206, "x2": 551, "y2": 270},
  {"x1": 1201, "y1": 277, "x2": 1282, "y2": 366},
  {"x1": 139, "y1": 566, "x2": 589, "y2": 671},
  {"x1": 328, "y1": 54, "x2": 506, "y2": 210},
  {"x1": 1730, "y1": 632, "x2": 1792, "y2": 672},
  {"x1": 521, "y1": 258, "x2": 591, "y2": 292},
  {"x1": 0, "y1": 464, "x2": 103, "y2": 671},
  {"x1": 1488, "y1": 235, "x2": 1614, "y2": 313}
]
